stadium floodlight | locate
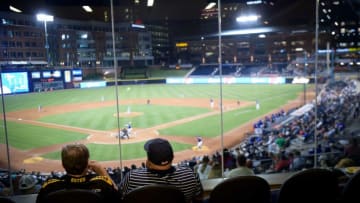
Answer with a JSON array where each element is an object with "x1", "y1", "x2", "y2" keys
[
  {"x1": 246, "y1": 0, "x2": 263, "y2": 5},
  {"x1": 205, "y1": 2, "x2": 216, "y2": 10},
  {"x1": 147, "y1": 0, "x2": 154, "y2": 7},
  {"x1": 221, "y1": 27, "x2": 273, "y2": 36},
  {"x1": 36, "y1": 13, "x2": 53, "y2": 66},
  {"x1": 36, "y1": 13, "x2": 54, "y2": 22},
  {"x1": 82, "y1": 5, "x2": 93, "y2": 12},
  {"x1": 236, "y1": 14, "x2": 259, "y2": 23},
  {"x1": 9, "y1": 5, "x2": 22, "y2": 13}
]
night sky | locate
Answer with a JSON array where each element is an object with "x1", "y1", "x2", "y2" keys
[
  {"x1": 0, "y1": 0, "x2": 358, "y2": 37},
  {"x1": 1, "y1": 0, "x2": 358, "y2": 23}
]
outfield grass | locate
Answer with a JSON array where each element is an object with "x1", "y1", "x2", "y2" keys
[
  {"x1": 0, "y1": 121, "x2": 88, "y2": 150},
  {"x1": 3, "y1": 84, "x2": 303, "y2": 111},
  {"x1": 42, "y1": 141, "x2": 193, "y2": 161},
  {"x1": 149, "y1": 69, "x2": 189, "y2": 78},
  {"x1": 159, "y1": 85, "x2": 302, "y2": 137},
  {"x1": 1, "y1": 84, "x2": 305, "y2": 160},
  {"x1": 38, "y1": 105, "x2": 210, "y2": 130}
]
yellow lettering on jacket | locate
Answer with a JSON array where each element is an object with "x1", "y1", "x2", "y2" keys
[
  {"x1": 70, "y1": 177, "x2": 86, "y2": 183},
  {"x1": 42, "y1": 179, "x2": 62, "y2": 188},
  {"x1": 90, "y1": 176, "x2": 113, "y2": 185}
]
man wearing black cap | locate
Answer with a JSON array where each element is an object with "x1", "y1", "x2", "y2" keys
[{"x1": 119, "y1": 138, "x2": 204, "y2": 203}]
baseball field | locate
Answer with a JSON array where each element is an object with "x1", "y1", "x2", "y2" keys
[{"x1": 0, "y1": 83, "x2": 313, "y2": 172}]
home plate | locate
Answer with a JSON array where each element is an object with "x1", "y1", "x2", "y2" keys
[
  {"x1": 23, "y1": 156, "x2": 43, "y2": 164},
  {"x1": 18, "y1": 118, "x2": 22, "y2": 120}
]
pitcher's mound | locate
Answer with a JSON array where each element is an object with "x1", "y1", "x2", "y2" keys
[
  {"x1": 23, "y1": 156, "x2": 43, "y2": 164},
  {"x1": 192, "y1": 146, "x2": 209, "y2": 151}
]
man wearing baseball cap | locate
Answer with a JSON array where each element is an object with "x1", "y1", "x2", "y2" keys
[{"x1": 120, "y1": 138, "x2": 204, "y2": 203}]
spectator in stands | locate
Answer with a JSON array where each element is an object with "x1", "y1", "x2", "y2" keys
[
  {"x1": 17, "y1": 174, "x2": 41, "y2": 195},
  {"x1": 119, "y1": 138, "x2": 203, "y2": 203},
  {"x1": 273, "y1": 153, "x2": 291, "y2": 172},
  {"x1": 232, "y1": 147, "x2": 241, "y2": 159},
  {"x1": 226, "y1": 154, "x2": 254, "y2": 178},
  {"x1": 187, "y1": 157, "x2": 198, "y2": 170},
  {"x1": 275, "y1": 133, "x2": 287, "y2": 151},
  {"x1": 36, "y1": 143, "x2": 120, "y2": 203},
  {"x1": 334, "y1": 157, "x2": 356, "y2": 169},
  {"x1": 344, "y1": 137, "x2": 360, "y2": 165},
  {"x1": 195, "y1": 155, "x2": 212, "y2": 180},
  {"x1": 222, "y1": 148, "x2": 236, "y2": 170},
  {"x1": 0, "y1": 180, "x2": 10, "y2": 196},
  {"x1": 246, "y1": 158, "x2": 254, "y2": 168},
  {"x1": 207, "y1": 159, "x2": 222, "y2": 179},
  {"x1": 289, "y1": 150, "x2": 306, "y2": 171}
]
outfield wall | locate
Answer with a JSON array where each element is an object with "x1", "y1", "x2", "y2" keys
[{"x1": 1, "y1": 67, "x2": 321, "y2": 95}]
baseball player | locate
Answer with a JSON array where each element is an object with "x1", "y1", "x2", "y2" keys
[
  {"x1": 210, "y1": 98, "x2": 214, "y2": 109},
  {"x1": 127, "y1": 122, "x2": 132, "y2": 135},
  {"x1": 196, "y1": 136, "x2": 203, "y2": 150}
]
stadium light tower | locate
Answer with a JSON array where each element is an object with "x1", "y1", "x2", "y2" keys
[
  {"x1": 147, "y1": 0, "x2": 154, "y2": 7},
  {"x1": 36, "y1": 13, "x2": 53, "y2": 66},
  {"x1": 236, "y1": 14, "x2": 259, "y2": 23}
]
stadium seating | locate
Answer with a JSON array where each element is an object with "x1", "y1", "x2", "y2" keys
[
  {"x1": 43, "y1": 189, "x2": 104, "y2": 203},
  {"x1": 209, "y1": 175, "x2": 271, "y2": 203},
  {"x1": 341, "y1": 169, "x2": 360, "y2": 203},
  {"x1": 0, "y1": 197, "x2": 16, "y2": 203},
  {"x1": 277, "y1": 168, "x2": 341, "y2": 203},
  {"x1": 122, "y1": 184, "x2": 186, "y2": 203}
]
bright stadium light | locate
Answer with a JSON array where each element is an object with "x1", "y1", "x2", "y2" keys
[
  {"x1": 82, "y1": 5, "x2": 93, "y2": 12},
  {"x1": 246, "y1": 0, "x2": 263, "y2": 5},
  {"x1": 236, "y1": 14, "x2": 259, "y2": 23},
  {"x1": 221, "y1": 27, "x2": 274, "y2": 36},
  {"x1": 147, "y1": 0, "x2": 154, "y2": 7},
  {"x1": 9, "y1": 5, "x2": 22, "y2": 13},
  {"x1": 36, "y1": 13, "x2": 54, "y2": 22},
  {"x1": 205, "y1": 2, "x2": 216, "y2": 10},
  {"x1": 36, "y1": 13, "x2": 54, "y2": 66}
]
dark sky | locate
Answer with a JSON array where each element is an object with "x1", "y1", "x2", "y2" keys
[
  {"x1": 0, "y1": 0, "x2": 207, "y2": 21},
  {"x1": 1, "y1": 0, "x2": 358, "y2": 22},
  {"x1": 1, "y1": 0, "x2": 358, "y2": 32},
  {"x1": 0, "y1": 0, "x2": 307, "y2": 21}
]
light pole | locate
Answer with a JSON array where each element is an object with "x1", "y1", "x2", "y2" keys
[{"x1": 36, "y1": 13, "x2": 53, "y2": 66}]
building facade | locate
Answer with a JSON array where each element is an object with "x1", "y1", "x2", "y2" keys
[
  {"x1": 172, "y1": 0, "x2": 359, "y2": 70},
  {"x1": 0, "y1": 12, "x2": 154, "y2": 69}
]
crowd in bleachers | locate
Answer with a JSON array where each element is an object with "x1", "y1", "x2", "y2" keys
[
  {"x1": 189, "y1": 63, "x2": 269, "y2": 77},
  {"x1": 185, "y1": 78, "x2": 360, "y2": 178},
  {"x1": 188, "y1": 55, "x2": 349, "y2": 77},
  {"x1": 1, "y1": 78, "x2": 360, "y2": 202},
  {"x1": 188, "y1": 61, "x2": 319, "y2": 77}
]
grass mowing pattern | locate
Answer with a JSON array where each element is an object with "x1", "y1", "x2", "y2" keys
[
  {"x1": 159, "y1": 85, "x2": 302, "y2": 137},
  {"x1": 1, "y1": 84, "x2": 305, "y2": 161},
  {"x1": 4, "y1": 84, "x2": 304, "y2": 111},
  {"x1": 0, "y1": 121, "x2": 88, "y2": 150},
  {"x1": 38, "y1": 105, "x2": 210, "y2": 130},
  {"x1": 42, "y1": 141, "x2": 193, "y2": 161}
]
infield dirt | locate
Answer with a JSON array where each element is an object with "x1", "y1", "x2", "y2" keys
[{"x1": 0, "y1": 92, "x2": 315, "y2": 172}]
